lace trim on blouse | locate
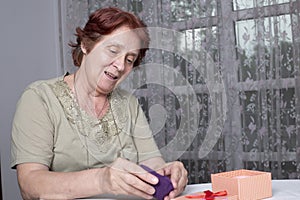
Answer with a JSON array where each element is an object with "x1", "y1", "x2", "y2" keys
[{"x1": 50, "y1": 80, "x2": 129, "y2": 151}]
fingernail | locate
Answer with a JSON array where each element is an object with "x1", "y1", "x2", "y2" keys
[
  {"x1": 152, "y1": 176, "x2": 158, "y2": 183},
  {"x1": 149, "y1": 187, "x2": 155, "y2": 194}
]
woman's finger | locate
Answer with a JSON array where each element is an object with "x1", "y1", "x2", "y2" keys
[
  {"x1": 115, "y1": 174, "x2": 155, "y2": 199},
  {"x1": 110, "y1": 158, "x2": 159, "y2": 185}
]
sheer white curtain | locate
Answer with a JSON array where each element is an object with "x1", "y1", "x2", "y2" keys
[{"x1": 60, "y1": 0, "x2": 300, "y2": 183}]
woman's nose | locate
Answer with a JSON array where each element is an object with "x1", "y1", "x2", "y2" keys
[{"x1": 113, "y1": 56, "x2": 125, "y2": 71}]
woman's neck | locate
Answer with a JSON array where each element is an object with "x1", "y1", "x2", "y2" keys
[{"x1": 66, "y1": 71, "x2": 109, "y2": 119}]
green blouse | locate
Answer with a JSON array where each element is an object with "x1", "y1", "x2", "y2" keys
[{"x1": 11, "y1": 75, "x2": 161, "y2": 172}]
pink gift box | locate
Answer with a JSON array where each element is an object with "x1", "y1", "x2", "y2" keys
[{"x1": 211, "y1": 169, "x2": 272, "y2": 200}]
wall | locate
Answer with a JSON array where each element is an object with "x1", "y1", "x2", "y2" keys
[{"x1": 0, "y1": 0, "x2": 62, "y2": 199}]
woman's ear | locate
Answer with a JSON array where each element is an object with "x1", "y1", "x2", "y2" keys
[{"x1": 80, "y1": 43, "x2": 87, "y2": 54}]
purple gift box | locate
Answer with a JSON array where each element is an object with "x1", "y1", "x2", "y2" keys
[{"x1": 140, "y1": 165, "x2": 174, "y2": 200}]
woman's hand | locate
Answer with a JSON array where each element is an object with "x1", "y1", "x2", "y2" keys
[
  {"x1": 140, "y1": 157, "x2": 188, "y2": 200},
  {"x1": 102, "y1": 157, "x2": 159, "y2": 199},
  {"x1": 161, "y1": 161, "x2": 188, "y2": 200}
]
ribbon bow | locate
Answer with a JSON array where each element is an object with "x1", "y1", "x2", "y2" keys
[{"x1": 185, "y1": 190, "x2": 227, "y2": 200}]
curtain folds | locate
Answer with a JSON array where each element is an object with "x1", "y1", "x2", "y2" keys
[{"x1": 61, "y1": 0, "x2": 300, "y2": 183}]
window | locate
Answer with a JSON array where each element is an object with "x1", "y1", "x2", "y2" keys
[{"x1": 62, "y1": 0, "x2": 300, "y2": 183}]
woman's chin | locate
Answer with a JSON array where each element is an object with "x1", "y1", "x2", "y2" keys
[{"x1": 96, "y1": 85, "x2": 115, "y2": 95}]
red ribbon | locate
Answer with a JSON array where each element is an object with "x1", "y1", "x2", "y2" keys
[{"x1": 185, "y1": 190, "x2": 227, "y2": 200}]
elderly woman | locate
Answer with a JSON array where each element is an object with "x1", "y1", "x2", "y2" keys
[{"x1": 11, "y1": 7, "x2": 188, "y2": 200}]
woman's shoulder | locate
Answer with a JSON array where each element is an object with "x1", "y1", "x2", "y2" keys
[
  {"x1": 113, "y1": 88, "x2": 139, "y2": 101},
  {"x1": 111, "y1": 88, "x2": 141, "y2": 111},
  {"x1": 19, "y1": 75, "x2": 66, "y2": 101},
  {"x1": 26, "y1": 75, "x2": 65, "y2": 90}
]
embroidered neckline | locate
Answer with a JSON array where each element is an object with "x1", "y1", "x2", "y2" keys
[{"x1": 50, "y1": 79, "x2": 128, "y2": 149}]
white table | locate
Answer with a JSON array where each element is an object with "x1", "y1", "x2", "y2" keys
[
  {"x1": 182, "y1": 180, "x2": 300, "y2": 199},
  {"x1": 79, "y1": 179, "x2": 300, "y2": 199}
]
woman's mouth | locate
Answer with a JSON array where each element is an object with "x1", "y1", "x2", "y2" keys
[{"x1": 104, "y1": 71, "x2": 118, "y2": 80}]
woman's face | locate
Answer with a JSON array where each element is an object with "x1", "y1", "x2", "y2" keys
[{"x1": 81, "y1": 26, "x2": 142, "y2": 95}]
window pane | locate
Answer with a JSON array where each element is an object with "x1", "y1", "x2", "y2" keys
[
  {"x1": 178, "y1": 27, "x2": 218, "y2": 59},
  {"x1": 87, "y1": 0, "x2": 143, "y2": 15},
  {"x1": 240, "y1": 91, "x2": 259, "y2": 152},
  {"x1": 171, "y1": 0, "x2": 217, "y2": 22},
  {"x1": 175, "y1": 27, "x2": 219, "y2": 85},
  {"x1": 233, "y1": 0, "x2": 291, "y2": 10},
  {"x1": 279, "y1": 88, "x2": 296, "y2": 152},
  {"x1": 180, "y1": 159, "x2": 226, "y2": 183},
  {"x1": 236, "y1": 15, "x2": 294, "y2": 81},
  {"x1": 240, "y1": 88, "x2": 296, "y2": 153}
]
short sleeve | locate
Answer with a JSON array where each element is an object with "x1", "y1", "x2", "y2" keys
[
  {"x1": 11, "y1": 88, "x2": 54, "y2": 169},
  {"x1": 131, "y1": 100, "x2": 162, "y2": 162}
]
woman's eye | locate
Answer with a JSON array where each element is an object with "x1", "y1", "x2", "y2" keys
[
  {"x1": 109, "y1": 49, "x2": 117, "y2": 54},
  {"x1": 126, "y1": 59, "x2": 133, "y2": 64},
  {"x1": 108, "y1": 47, "x2": 119, "y2": 55},
  {"x1": 126, "y1": 56, "x2": 136, "y2": 64}
]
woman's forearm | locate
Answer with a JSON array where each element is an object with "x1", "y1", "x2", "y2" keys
[{"x1": 17, "y1": 163, "x2": 107, "y2": 200}]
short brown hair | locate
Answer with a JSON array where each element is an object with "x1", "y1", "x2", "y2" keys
[{"x1": 69, "y1": 7, "x2": 150, "y2": 67}]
